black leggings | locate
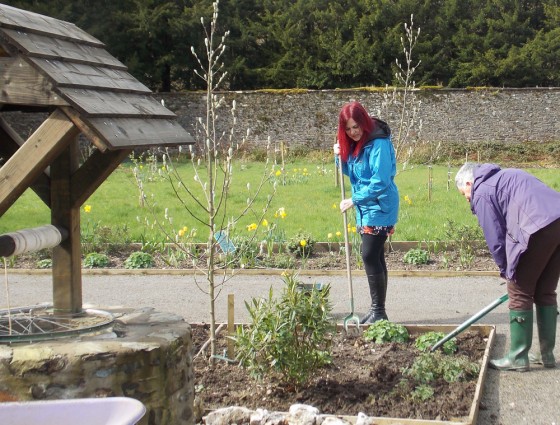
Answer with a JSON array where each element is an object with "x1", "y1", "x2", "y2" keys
[{"x1": 361, "y1": 233, "x2": 388, "y2": 277}]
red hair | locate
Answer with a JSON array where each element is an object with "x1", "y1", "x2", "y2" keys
[{"x1": 337, "y1": 101, "x2": 374, "y2": 162}]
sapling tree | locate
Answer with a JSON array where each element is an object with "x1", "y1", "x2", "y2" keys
[
  {"x1": 133, "y1": 0, "x2": 275, "y2": 359},
  {"x1": 379, "y1": 15, "x2": 440, "y2": 170}
]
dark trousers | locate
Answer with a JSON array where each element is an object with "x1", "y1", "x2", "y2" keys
[
  {"x1": 361, "y1": 233, "x2": 388, "y2": 277},
  {"x1": 508, "y1": 218, "x2": 560, "y2": 310}
]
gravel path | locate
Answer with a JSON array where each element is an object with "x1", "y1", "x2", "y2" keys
[{"x1": 3, "y1": 270, "x2": 559, "y2": 425}]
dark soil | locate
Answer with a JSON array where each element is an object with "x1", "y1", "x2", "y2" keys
[{"x1": 192, "y1": 324, "x2": 488, "y2": 422}]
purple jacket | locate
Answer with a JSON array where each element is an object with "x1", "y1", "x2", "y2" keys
[{"x1": 471, "y1": 164, "x2": 560, "y2": 281}]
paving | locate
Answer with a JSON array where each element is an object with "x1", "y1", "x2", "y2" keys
[{"x1": 4, "y1": 269, "x2": 560, "y2": 425}]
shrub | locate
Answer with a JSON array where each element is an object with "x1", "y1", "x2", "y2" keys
[
  {"x1": 286, "y1": 231, "x2": 315, "y2": 257},
  {"x1": 36, "y1": 258, "x2": 52, "y2": 269},
  {"x1": 124, "y1": 251, "x2": 154, "y2": 269},
  {"x1": 234, "y1": 272, "x2": 334, "y2": 388},
  {"x1": 403, "y1": 248, "x2": 430, "y2": 265},
  {"x1": 402, "y1": 352, "x2": 480, "y2": 384},
  {"x1": 363, "y1": 320, "x2": 409, "y2": 344},
  {"x1": 414, "y1": 331, "x2": 457, "y2": 355},
  {"x1": 83, "y1": 252, "x2": 110, "y2": 268}
]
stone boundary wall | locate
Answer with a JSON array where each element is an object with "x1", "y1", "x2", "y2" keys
[{"x1": 160, "y1": 88, "x2": 560, "y2": 151}]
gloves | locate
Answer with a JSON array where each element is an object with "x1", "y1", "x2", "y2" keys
[
  {"x1": 333, "y1": 143, "x2": 340, "y2": 155},
  {"x1": 340, "y1": 198, "x2": 354, "y2": 212}
]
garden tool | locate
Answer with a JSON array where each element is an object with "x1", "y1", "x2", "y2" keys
[
  {"x1": 431, "y1": 293, "x2": 508, "y2": 352},
  {"x1": 338, "y1": 156, "x2": 360, "y2": 332}
]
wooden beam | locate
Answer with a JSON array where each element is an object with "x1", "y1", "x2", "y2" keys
[
  {"x1": 51, "y1": 139, "x2": 82, "y2": 314},
  {"x1": 0, "y1": 56, "x2": 69, "y2": 107},
  {"x1": 60, "y1": 106, "x2": 108, "y2": 152},
  {"x1": 0, "y1": 115, "x2": 51, "y2": 206},
  {"x1": 0, "y1": 108, "x2": 80, "y2": 216},
  {"x1": 71, "y1": 148, "x2": 131, "y2": 208}
]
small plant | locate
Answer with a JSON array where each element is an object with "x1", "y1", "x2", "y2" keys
[
  {"x1": 124, "y1": 251, "x2": 154, "y2": 269},
  {"x1": 410, "y1": 384, "x2": 434, "y2": 402},
  {"x1": 403, "y1": 248, "x2": 430, "y2": 265},
  {"x1": 363, "y1": 320, "x2": 409, "y2": 344},
  {"x1": 402, "y1": 351, "x2": 480, "y2": 384},
  {"x1": 234, "y1": 272, "x2": 334, "y2": 388},
  {"x1": 83, "y1": 252, "x2": 110, "y2": 268},
  {"x1": 36, "y1": 258, "x2": 52, "y2": 269},
  {"x1": 286, "y1": 231, "x2": 315, "y2": 257},
  {"x1": 414, "y1": 331, "x2": 457, "y2": 355}
]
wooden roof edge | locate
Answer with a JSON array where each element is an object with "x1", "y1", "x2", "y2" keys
[
  {"x1": 0, "y1": 4, "x2": 104, "y2": 48},
  {"x1": 0, "y1": 28, "x2": 127, "y2": 71}
]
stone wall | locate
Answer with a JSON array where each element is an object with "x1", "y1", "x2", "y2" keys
[{"x1": 160, "y1": 88, "x2": 560, "y2": 151}]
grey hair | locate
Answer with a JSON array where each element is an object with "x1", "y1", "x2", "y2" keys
[{"x1": 455, "y1": 162, "x2": 480, "y2": 190}]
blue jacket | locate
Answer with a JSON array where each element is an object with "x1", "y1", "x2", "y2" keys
[
  {"x1": 340, "y1": 132, "x2": 399, "y2": 227},
  {"x1": 471, "y1": 163, "x2": 560, "y2": 281}
]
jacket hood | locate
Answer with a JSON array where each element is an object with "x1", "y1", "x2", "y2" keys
[
  {"x1": 473, "y1": 163, "x2": 501, "y2": 188},
  {"x1": 367, "y1": 117, "x2": 391, "y2": 140}
]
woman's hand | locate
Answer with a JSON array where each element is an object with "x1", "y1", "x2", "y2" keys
[
  {"x1": 340, "y1": 198, "x2": 354, "y2": 212},
  {"x1": 333, "y1": 143, "x2": 340, "y2": 155}
]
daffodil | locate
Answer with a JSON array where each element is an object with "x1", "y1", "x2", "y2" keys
[
  {"x1": 327, "y1": 233, "x2": 333, "y2": 239},
  {"x1": 262, "y1": 219, "x2": 269, "y2": 227},
  {"x1": 300, "y1": 240, "x2": 307, "y2": 247},
  {"x1": 336, "y1": 231, "x2": 342, "y2": 237},
  {"x1": 246, "y1": 223, "x2": 258, "y2": 231},
  {"x1": 84, "y1": 205, "x2": 92, "y2": 213},
  {"x1": 275, "y1": 170, "x2": 282, "y2": 177}
]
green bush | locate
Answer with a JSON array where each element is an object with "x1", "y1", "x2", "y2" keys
[
  {"x1": 124, "y1": 251, "x2": 154, "y2": 269},
  {"x1": 83, "y1": 252, "x2": 110, "y2": 268},
  {"x1": 363, "y1": 320, "x2": 409, "y2": 344},
  {"x1": 234, "y1": 272, "x2": 334, "y2": 388},
  {"x1": 402, "y1": 352, "x2": 480, "y2": 384},
  {"x1": 403, "y1": 248, "x2": 430, "y2": 265},
  {"x1": 414, "y1": 331, "x2": 457, "y2": 355},
  {"x1": 36, "y1": 258, "x2": 52, "y2": 269},
  {"x1": 286, "y1": 231, "x2": 315, "y2": 257}
]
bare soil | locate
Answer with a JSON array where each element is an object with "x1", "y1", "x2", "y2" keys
[{"x1": 192, "y1": 324, "x2": 488, "y2": 422}]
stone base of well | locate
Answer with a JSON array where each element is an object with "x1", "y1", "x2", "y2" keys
[{"x1": 0, "y1": 306, "x2": 194, "y2": 425}]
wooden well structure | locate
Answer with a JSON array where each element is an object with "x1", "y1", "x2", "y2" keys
[{"x1": 0, "y1": 4, "x2": 194, "y2": 314}]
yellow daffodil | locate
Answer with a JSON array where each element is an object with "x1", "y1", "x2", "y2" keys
[
  {"x1": 178, "y1": 229, "x2": 185, "y2": 237},
  {"x1": 332, "y1": 203, "x2": 337, "y2": 209},
  {"x1": 84, "y1": 205, "x2": 92, "y2": 213},
  {"x1": 327, "y1": 233, "x2": 333, "y2": 239},
  {"x1": 246, "y1": 223, "x2": 258, "y2": 231},
  {"x1": 336, "y1": 231, "x2": 342, "y2": 237},
  {"x1": 275, "y1": 170, "x2": 282, "y2": 176},
  {"x1": 300, "y1": 240, "x2": 307, "y2": 247},
  {"x1": 262, "y1": 219, "x2": 269, "y2": 227}
]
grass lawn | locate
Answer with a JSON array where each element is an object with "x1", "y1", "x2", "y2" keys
[{"x1": 1, "y1": 157, "x2": 559, "y2": 244}]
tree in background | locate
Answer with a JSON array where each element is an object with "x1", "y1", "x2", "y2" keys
[{"x1": 4, "y1": 0, "x2": 560, "y2": 89}]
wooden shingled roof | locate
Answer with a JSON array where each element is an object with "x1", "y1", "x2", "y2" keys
[
  {"x1": 0, "y1": 3, "x2": 194, "y2": 150},
  {"x1": 0, "y1": 4, "x2": 195, "y2": 313}
]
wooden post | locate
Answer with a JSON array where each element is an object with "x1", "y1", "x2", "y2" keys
[
  {"x1": 428, "y1": 166, "x2": 433, "y2": 202},
  {"x1": 51, "y1": 136, "x2": 83, "y2": 314},
  {"x1": 227, "y1": 294, "x2": 235, "y2": 359}
]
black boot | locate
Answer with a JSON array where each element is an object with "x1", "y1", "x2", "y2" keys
[{"x1": 361, "y1": 272, "x2": 388, "y2": 324}]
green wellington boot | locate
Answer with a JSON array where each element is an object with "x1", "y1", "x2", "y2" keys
[
  {"x1": 529, "y1": 305, "x2": 558, "y2": 368},
  {"x1": 490, "y1": 309, "x2": 533, "y2": 372}
]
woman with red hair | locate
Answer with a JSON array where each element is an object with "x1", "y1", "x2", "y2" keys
[{"x1": 334, "y1": 101, "x2": 399, "y2": 324}]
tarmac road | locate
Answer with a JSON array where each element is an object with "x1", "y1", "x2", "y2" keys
[{"x1": 3, "y1": 269, "x2": 559, "y2": 425}]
